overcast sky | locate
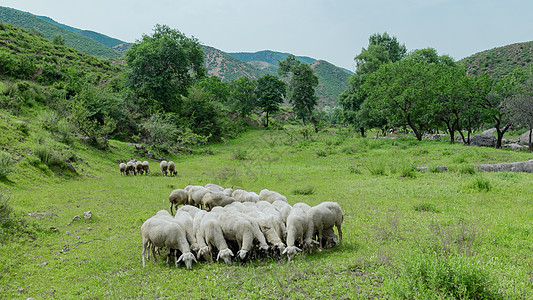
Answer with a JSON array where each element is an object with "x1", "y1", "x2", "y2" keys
[{"x1": 3, "y1": 0, "x2": 532, "y2": 70}]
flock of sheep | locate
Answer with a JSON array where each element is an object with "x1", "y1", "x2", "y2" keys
[
  {"x1": 141, "y1": 183, "x2": 344, "y2": 269},
  {"x1": 119, "y1": 160, "x2": 177, "y2": 176}
]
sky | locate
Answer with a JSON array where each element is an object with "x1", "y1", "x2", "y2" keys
[{"x1": 2, "y1": 0, "x2": 533, "y2": 71}]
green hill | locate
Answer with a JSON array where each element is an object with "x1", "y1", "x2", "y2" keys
[
  {"x1": 0, "y1": 6, "x2": 120, "y2": 58},
  {"x1": 460, "y1": 41, "x2": 533, "y2": 79},
  {"x1": 229, "y1": 50, "x2": 317, "y2": 66},
  {"x1": 202, "y1": 45, "x2": 270, "y2": 81},
  {"x1": 311, "y1": 60, "x2": 351, "y2": 108}
]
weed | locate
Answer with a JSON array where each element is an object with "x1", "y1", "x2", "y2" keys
[
  {"x1": 348, "y1": 165, "x2": 362, "y2": 174},
  {"x1": 292, "y1": 185, "x2": 315, "y2": 195},
  {"x1": 472, "y1": 176, "x2": 492, "y2": 192},
  {"x1": 459, "y1": 164, "x2": 476, "y2": 175},
  {"x1": 399, "y1": 164, "x2": 417, "y2": 179},
  {"x1": 413, "y1": 203, "x2": 439, "y2": 213},
  {"x1": 367, "y1": 161, "x2": 387, "y2": 176},
  {"x1": 316, "y1": 149, "x2": 328, "y2": 157},
  {"x1": 232, "y1": 149, "x2": 248, "y2": 160},
  {"x1": 0, "y1": 151, "x2": 15, "y2": 179},
  {"x1": 340, "y1": 145, "x2": 357, "y2": 154}
]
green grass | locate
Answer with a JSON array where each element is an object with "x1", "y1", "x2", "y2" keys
[{"x1": 1, "y1": 128, "x2": 533, "y2": 298}]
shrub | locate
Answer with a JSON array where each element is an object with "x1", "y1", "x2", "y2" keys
[
  {"x1": 316, "y1": 149, "x2": 328, "y2": 157},
  {"x1": 413, "y1": 203, "x2": 439, "y2": 213},
  {"x1": 292, "y1": 185, "x2": 315, "y2": 195},
  {"x1": 0, "y1": 151, "x2": 15, "y2": 180},
  {"x1": 232, "y1": 149, "x2": 248, "y2": 160},
  {"x1": 367, "y1": 161, "x2": 387, "y2": 176},
  {"x1": 391, "y1": 253, "x2": 501, "y2": 299},
  {"x1": 472, "y1": 176, "x2": 492, "y2": 192},
  {"x1": 348, "y1": 165, "x2": 362, "y2": 174},
  {"x1": 459, "y1": 164, "x2": 476, "y2": 175}
]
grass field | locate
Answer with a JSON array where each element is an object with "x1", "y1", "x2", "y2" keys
[{"x1": 1, "y1": 128, "x2": 532, "y2": 299}]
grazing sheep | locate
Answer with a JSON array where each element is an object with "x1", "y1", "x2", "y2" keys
[
  {"x1": 201, "y1": 192, "x2": 236, "y2": 211},
  {"x1": 283, "y1": 202, "x2": 317, "y2": 261},
  {"x1": 259, "y1": 189, "x2": 288, "y2": 203},
  {"x1": 205, "y1": 183, "x2": 224, "y2": 193},
  {"x1": 126, "y1": 161, "x2": 136, "y2": 175},
  {"x1": 197, "y1": 211, "x2": 234, "y2": 265},
  {"x1": 307, "y1": 201, "x2": 343, "y2": 250},
  {"x1": 168, "y1": 161, "x2": 177, "y2": 176},
  {"x1": 223, "y1": 188, "x2": 234, "y2": 197},
  {"x1": 142, "y1": 161, "x2": 150, "y2": 174},
  {"x1": 177, "y1": 205, "x2": 201, "y2": 219},
  {"x1": 232, "y1": 189, "x2": 260, "y2": 203},
  {"x1": 168, "y1": 189, "x2": 192, "y2": 215},
  {"x1": 140, "y1": 217, "x2": 197, "y2": 269},
  {"x1": 242, "y1": 204, "x2": 286, "y2": 254},
  {"x1": 192, "y1": 210, "x2": 210, "y2": 261},
  {"x1": 174, "y1": 210, "x2": 199, "y2": 253},
  {"x1": 214, "y1": 208, "x2": 258, "y2": 261},
  {"x1": 272, "y1": 200, "x2": 293, "y2": 225},
  {"x1": 256, "y1": 201, "x2": 287, "y2": 243},
  {"x1": 186, "y1": 185, "x2": 211, "y2": 209},
  {"x1": 119, "y1": 163, "x2": 127, "y2": 175},
  {"x1": 160, "y1": 160, "x2": 168, "y2": 176},
  {"x1": 136, "y1": 161, "x2": 144, "y2": 175}
]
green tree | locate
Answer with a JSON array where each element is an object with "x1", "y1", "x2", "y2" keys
[
  {"x1": 196, "y1": 76, "x2": 229, "y2": 104},
  {"x1": 339, "y1": 33, "x2": 406, "y2": 136},
  {"x1": 125, "y1": 24, "x2": 205, "y2": 113},
  {"x1": 52, "y1": 34, "x2": 65, "y2": 46},
  {"x1": 503, "y1": 66, "x2": 533, "y2": 151},
  {"x1": 179, "y1": 86, "x2": 224, "y2": 141},
  {"x1": 362, "y1": 48, "x2": 453, "y2": 141},
  {"x1": 256, "y1": 75, "x2": 286, "y2": 127},
  {"x1": 229, "y1": 77, "x2": 257, "y2": 119},
  {"x1": 278, "y1": 55, "x2": 319, "y2": 129}
]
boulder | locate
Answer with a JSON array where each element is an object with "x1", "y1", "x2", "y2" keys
[
  {"x1": 520, "y1": 130, "x2": 532, "y2": 145},
  {"x1": 474, "y1": 160, "x2": 533, "y2": 173},
  {"x1": 503, "y1": 144, "x2": 524, "y2": 151},
  {"x1": 470, "y1": 128, "x2": 496, "y2": 147}
]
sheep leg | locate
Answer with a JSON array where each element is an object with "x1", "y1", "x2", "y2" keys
[
  {"x1": 142, "y1": 238, "x2": 149, "y2": 267},
  {"x1": 169, "y1": 202, "x2": 174, "y2": 216},
  {"x1": 318, "y1": 227, "x2": 324, "y2": 250},
  {"x1": 151, "y1": 244, "x2": 158, "y2": 263},
  {"x1": 336, "y1": 223, "x2": 342, "y2": 246}
]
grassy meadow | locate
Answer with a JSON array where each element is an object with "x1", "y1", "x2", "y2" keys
[{"x1": 1, "y1": 128, "x2": 533, "y2": 299}]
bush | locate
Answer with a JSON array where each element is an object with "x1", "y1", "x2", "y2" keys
[
  {"x1": 391, "y1": 253, "x2": 501, "y2": 299},
  {"x1": 472, "y1": 176, "x2": 492, "y2": 192},
  {"x1": 367, "y1": 161, "x2": 387, "y2": 176},
  {"x1": 413, "y1": 203, "x2": 439, "y2": 213},
  {"x1": 232, "y1": 149, "x2": 248, "y2": 160},
  {"x1": 459, "y1": 164, "x2": 476, "y2": 175},
  {"x1": 292, "y1": 185, "x2": 315, "y2": 195},
  {"x1": 0, "y1": 151, "x2": 15, "y2": 180}
]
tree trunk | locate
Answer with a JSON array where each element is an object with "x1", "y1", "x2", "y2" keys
[
  {"x1": 360, "y1": 127, "x2": 366, "y2": 138},
  {"x1": 406, "y1": 115, "x2": 422, "y2": 141},
  {"x1": 265, "y1": 111, "x2": 269, "y2": 127},
  {"x1": 529, "y1": 127, "x2": 533, "y2": 153}
]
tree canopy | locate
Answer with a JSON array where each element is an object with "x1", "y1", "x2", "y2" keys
[{"x1": 256, "y1": 75, "x2": 286, "y2": 127}]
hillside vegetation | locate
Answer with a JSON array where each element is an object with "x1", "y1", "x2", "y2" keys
[
  {"x1": 202, "y1": 45, "x2": 269, "y2": 81},
  {"x1": 0, "y1": 6, "x2": 120, "y2": 58},
  {"x1": 461, "y1": 41, "x2": 533, "y2": 79}
]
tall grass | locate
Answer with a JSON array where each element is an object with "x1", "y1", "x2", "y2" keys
[{"x1": 0, "y1": 152, "x2": 15, "y2": 180}]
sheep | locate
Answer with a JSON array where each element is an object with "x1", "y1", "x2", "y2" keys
[
  {"x1": 136, "y1": 161, "x2": 144, "y2": 175},
  {"x1": 192, "y1": 210, "x2": 210, "y2": 261},
  {"x1": 140, "y1": 217, "x2": 197, "y2": 269},
  {"x1": 160, "y1": 160, "x2": 168, "y2": 176},
  {"x1": 205, "y1": 183, "x2": 224, "y2": 193},
  {"x1": 213, "y1": 208, "x2": 261, "y2": 261},
  {"x1": 196, "y1": 211, "x2": 234, "y2": 265},
  {"x1": 142, "y1": 161, "x2": 150, "y2": 174},
  {"x1": 174, "y1": 210, "x2": 199, "y2": 253},
  {"x1": 168, "y1": 161, "x2": 177, "y2": 176},
  {"x1": 168, "y1": 189, "x2": 192, "y2": 215},
  {"x1": 307, "y1": 201, "x2": 343, "y2": 250},
  {"x1": 126, "y1": 161, "x2": 136, "y2": 175},
  {"x1": 223, "y1": 188, "x2": 234, "y2": 197},
  {"x1": 232, "y1": 189, "x2": 260, "y2": 203},
  {"x1": 283, "y1": 202, "x2": 317, "y2": 261},
  {"x1": 272, "y1": 200, "x2": 293, "y2": 225},
  {"x1": 119, "y1": 163, "x2": 127, "y2": 175},
  {"x1": 256, "y1": 201, "x2": 287, "y2": 243},
  {"x1": 224, "y1": 203, "x2": 270, "y2": 254},
  {"x1": 259, "y1": 189, "x2": 288, "y2": 203},
  {"x1": 241, "y1": 204, "x2": 286, "y2": 254},
  {"x1": 201, "y1": 192, "x2": 236, "y2": 211},
  {"x1": 177, "y1": 205, "x2": 201, "y2": 219},
  {"x1": 186, "y1": 185, "x2": 211, "y2": 209}
]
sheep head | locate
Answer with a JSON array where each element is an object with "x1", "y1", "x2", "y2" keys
[
  {"x1": 237, "y1": 249, "x2": 248, "y2": 260},
  {"x1": 282, "y1": 246, "x2": 302, "y2": 261},
  {"x1": 217, "y1": 248, "x2": 234, "y2": 266},
  {"x1": 177, "y1": 252, "x2": 197, "y2": 270},
  {"x1": 197, "y1": 246, "x2": 210, "y2": 261}
]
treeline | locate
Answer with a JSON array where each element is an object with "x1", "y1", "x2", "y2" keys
[{"x1": 339, "y1": 33, "x2": 533, "y2": 150}]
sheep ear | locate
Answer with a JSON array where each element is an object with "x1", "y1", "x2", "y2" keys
[
  {"x1": 177, "y1": 254, "x2": 184, "y2": 263},
  {"x1": 216, "y1": 252, "x2": 221, "y2": 261},
  {"x1": 191, "y1": 253, "x2": 197, "y2": 263},
  {"x1": 282, "y1": 248, "x2": 288, "y2": 255},
  {"x1": 229, "y1": 250, "x2": 234, "y2": 257},
  {"x1": 296, "y1": 247, "x2": 302, "y2": 252},
  {"x1": 312, "y1": 240, "x2": 320, "y2": 245}
]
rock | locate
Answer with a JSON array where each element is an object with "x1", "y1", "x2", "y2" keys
[
  {"x1": 83, "y1": 211, "x2": 92, "y2": 219},
  {"x1": 470, "y1": 129, "x2": 496, "y2": 147},
  {"x1": 135, "y1": 144, "x2": 146, "y2": 150},
  {"x1": 49, "y1": 227, "x2": 58, "y2": 232},
  {"x1": 28, "y1": 212, "x2": 57, "y2": 218},
  {"x1": 72, "y1": 215, "x2": 81, "y2": 222},
  {"x1": 147, "y1": 151, "x2": 155, "y2": 159},
  {"x1": 520, "y1": 130, "x2": 532, "y2": 145},
  {"x1": 423, "y1": 133, "x2": 446, "y2": 141},
  {"x1": 416, "y1": 167, "x2": 428, "y2": 172},
  {"x1": 474, "y1": 160, "x2": 533, "y2": 173},
  {"x1": 503, "y1": 144, "x2": 523, "y2": 151}
]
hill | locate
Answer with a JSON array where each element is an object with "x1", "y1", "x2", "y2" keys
[
  {"x1": 229, "y1": 50, "x2": 316, "y2": 66},
  {"x1": 0, "y1": 6, "x2": 121, "y2": 58},
  {"x1": 311, "y1": 60, "x2": 351, "y2": 107},
  {"x1": 460, "y1": 41, "x2": 533, "y2": 79},
  {"x1": 202, "y1": 45, "x2": 270, "y2": 82}
]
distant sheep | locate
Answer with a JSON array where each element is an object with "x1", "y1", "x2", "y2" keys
[
  {"x1": 126, "y1": 161, "x2": 136, "y2": 175},
  {"x1": 136, "y1": 161, "x2": 144, "y2": 175},
  {"x1": 142, "y1": 161, "x2": 150, "y2": 174},
  {"x1": 202, "y1": 192, "x2": 236, "y2": 211},
  {"x1": 119, "y1": 163, "x2": 127, "y2": 175},
  {"x1": 168, "y1": 161, "x2": 177, "y2": 176},
  {"x1": 259, "y1": 189, "x2": 288, "y2": 203},
  {"x1": 160, "y1": 161, "x2": 168, "y2": 176}
]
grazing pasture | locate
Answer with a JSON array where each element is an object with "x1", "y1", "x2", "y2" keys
[{"x1": 1, "y1": 129, "x2": 532, "y2": 298}]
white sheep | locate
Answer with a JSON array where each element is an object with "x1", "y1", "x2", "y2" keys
[
  {"x1": 241, "y1": 204, "x2": 286, "y2": 254},
  {"x1": 232, "y1": 189, "x2": 260, "y2": 203},
  {"x1": 140, "y1": 216, "x2": 197, "y2": 269},
  {"x1": 205, "y1": 183, "x2": 224, "y2": 193},
  {"x1": 192, "y1": 210, "x2": 210, "y2": 261},
  {"x1": 197, "y1": 211, "x2": 234, "y2": 265},
  {"x1": 223, "y1": 188, "x2": 234, "y2": 197},
  {"x1": 283, "y1": 202, "x2": 317, "y2": 261},
  {"x1": 142, "y1": 161, "x2": 150, "y2": 174},
  {"x1": 307, "y1": 201, "x2": 343, "y2": 250},
  {"x1": 126, "y1": 161, "x2": 136, "y2": 175},
  {"x1": 168, "y1": 161, "x2": 177, "y2": 176},
  {"x1": 259, "y1": 189, "x2": 288, "y2": 203},
  {"x1": 119, "y1": 163, "x2": 127, "y2": 175},
  {"x1": 174, "y1": 210, "x2": 199, "y2": 253},
  {"x1": 136, "y1": 161, "x2": 144, "y2": 175},
  {"x1": 177, "y1": 205, "x2": 201, "y2": 219},
  {"x1": 214, "y1": 208, "x2": 260, "y2": 261},
  {"x1": 186, "y1": 185, "x2": 211, "y2": 209},
  {"x1": 201, "y1": 192, "x2": 236, "y2": 211},
  {"x1": 272, "y1": 200, "x2": 293, "y2": 225},
  {"x1": 168, "y1": 189, "x2": 192, "y2": 215},
  {"x1": 160, "y1": 160, "x2": 168, "y2": 176},
  {"x1": 256, "y1": 201, "x2": 287, "y2": 243}
]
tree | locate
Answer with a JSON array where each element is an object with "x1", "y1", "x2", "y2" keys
[
  {"x1": 196, "y1": 76, "x2": 229, "y2": 104},
  {"x1": 256, "y1": 75, "x2": 286, "y2": 127},
  {"x1": 362, "y1": 48, "x2": 453, "y2": 141},
  {"x1": 229, "y1": 77, "x2": 257, "y2": 119},
  {"x1": 339, "y1": 33, "x2": 406, "y2": 136},
  {"x1": 504, "y1": 67, "x2": 533, "y2": 151},
  {"x1": 125, "y1": 24, "x2": 205, "y2": 113},
  {"x1": 52, "y1": 34, "x2": 65, "y2": 46},
  {"x1": 278, "y1": 55, "x2": 319, "y2": 129}
]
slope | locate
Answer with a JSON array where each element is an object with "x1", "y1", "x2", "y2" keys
[
  {"x1": 311, "y1": 60, "x2": 351, "y2": 108},
  {"x1": 0, "y1": 6, "x2": 120, "y2": 58},
  {"x1": 202, "y1": 45, "x2": 270, "y2": 81},
  {"x1": 460, "y1": 41, "x2": 533, "y2": 79}
]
